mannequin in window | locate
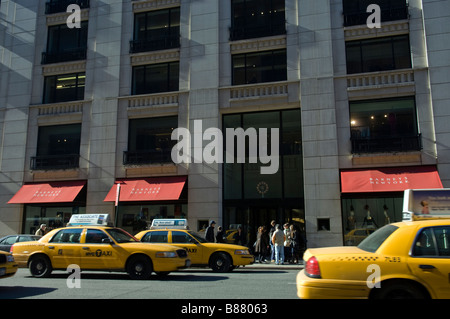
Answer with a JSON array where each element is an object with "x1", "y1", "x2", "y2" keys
[
  {"x1": 347, "y1": 206, "x2": 356, "y2": 231},
  {"x1": 362, "y1": 205, "x2": 378, "y2": 229},
  {"x1": 383, "y1": 205, "x2": 391, "y2": 225}
]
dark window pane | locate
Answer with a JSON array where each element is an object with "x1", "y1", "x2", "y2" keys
[
  {"x1": 346, "y1": 35, "x2": 411, "y2": 74},
  {"x1": 132, "y1": 62, "x2": 179, "y2": 95},
  {"x1": 232, "y1": 49, "x2": 286, "y2": 85}
]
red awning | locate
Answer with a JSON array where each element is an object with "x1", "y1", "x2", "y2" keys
[
  {"x1": 8, "y1": 181, "x2": 86, "y2": 204},
  {"x1": 104, "y1": 176, "x2": 187, "y2": 202},
  {"x1": 341, "y1": 166, "x2": 443, "y2": 193}
]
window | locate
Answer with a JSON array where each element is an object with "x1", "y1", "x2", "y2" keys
[
  {"x1": 343, "y1": 0, "x2": 408, "y2": 27},
  {"x1": 346, "y1": 35, "x2": 411, "y2": 74},
  {"x1": 413, "y1": 227, "x2": 450, "y2": 257},
  {"x1": 141, "y1": 231, "x2": 168, "y2": 243},
  {"x1": 85, "y1": 229, "x2": 110, "y2": 244},
  {"x1": 32, "y1": 124, "x2": 81, "y2": 170},
  {"x1": 132, "y1": 62, "x2": 179, "y2": 95},
  {"x1": 125, "y1": 116, "x2": 177, "y2": 165},
  {"x1": 50, "y1": 229, "x2": 82, "y2": 243},
  {"x1": 223, "y1": 109, "x2": 303, "y2": 200},
  {"x1": 131, "y1": 8, "x2": 180, "y2": 53},
  {"x1": 172, "y1": 231, "x2": 193, "y2": 244},
  {"x1": 230, "y1": 0, "x2": 286, "y2": 40},
  {"x1": 42, "y1": 21, "x2": 88, "y2": 64},
  {"x1": 232, "y1": 49, "x2": 287, "y2": 85},
  {"x1": 43, "y1": 72, "x2": 85, "y2": 104},
  {"x1": 350, "y1": 97, "x2": 421, "y2": 153}
]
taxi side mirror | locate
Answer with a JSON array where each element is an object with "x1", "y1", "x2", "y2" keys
[{"x1": 102, "y1": 238, "x2": 113, "y2": 244}]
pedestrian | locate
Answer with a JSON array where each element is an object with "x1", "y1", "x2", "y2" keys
[
  {"x1": 283, "y1": 223, "x2": 292, "y2": 263},
  {"x1": 271, "y1": 224, "x2": 285, "y2": 265},
  {"x1": 35, "y1": 224, "x2": 47, "y2": 236},
  {"x1": 254, "y1": 226, "x2": 269, "y2": 263},
  {"x1": 289, "y1": 225, "x2": 299, "y2": 264},
  {"x1": 216, "y1": 225, "x2": 226, "y2": 243},
  {"x1": 205, "y1": 220, "x2": 216, "y2": 242},
  {"x1": 233, "y1": 226, "x2": 246, "y2": 245},
  {"x1": 268, "y1": 220, "x2": 276, "y2": 262}
]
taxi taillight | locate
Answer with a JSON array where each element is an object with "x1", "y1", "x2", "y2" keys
[
  {"x1": 305, "y1": 256, "x2": 321, "y2": 278},
  {"x1": 10, "y1": 244, "x2": 14, "y2": 254}
]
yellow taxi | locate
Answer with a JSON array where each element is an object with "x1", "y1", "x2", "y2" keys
[
  {"x1": 11, "y1": 214, "x2": 190, "y2": 279},
  {"x1": 135, "y1": 228, "x2": 254, "y2": 272},
  {"x1": 0, "y1": 250, "x2": 18, "y2": 279},
  {"x1": 297, "y1": 219, "x2": 450, "y2": 299}
]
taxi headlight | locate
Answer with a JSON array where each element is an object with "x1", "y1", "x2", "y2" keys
[
  {"x1": 155, "y1": 251, "x2": 177, "y2": 258},
  {"x1": 6, "y1": 255, "x2": 14, "y2": 262},
  {"x1": 234, "y1": 249, "x2": 250, "y2": 255}
]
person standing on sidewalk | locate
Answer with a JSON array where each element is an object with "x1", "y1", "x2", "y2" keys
[
  {"x1": 271, "y1": 224, "x2": 285, "y2": 265},
  {"x1": 268, "y1": 220, "x2": 276, "y2": 262}
]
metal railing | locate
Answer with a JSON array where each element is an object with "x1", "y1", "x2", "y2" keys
[
  {"x1": 41, "y1": 48, "x2": 87, "y2": 64},
  {"x1": 45, "y1": 0, "x2": 90, "y2": 14},
  {"x1": 31, "y1": 154, "x2": 80, "y2": 170},
  {"x1": 343, "y1": 5, "x2": 408, "y2": 27},
  {"x1": 350, "y1": 134, "x2": 422, "y2": 154},
  {"x1": 123, "y1": 150, "x2": 174, "y2": 165}
]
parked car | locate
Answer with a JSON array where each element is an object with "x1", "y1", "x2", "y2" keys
[{"x1": 0, "y1": 235, "x2": 41, "y2": 252}]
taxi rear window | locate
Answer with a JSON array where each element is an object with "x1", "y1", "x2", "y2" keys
[{"x1": 358, "y1": 225, "x2": 398, "y2": 253}]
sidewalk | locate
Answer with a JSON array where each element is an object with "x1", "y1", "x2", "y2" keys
[{"x1": 243, "y1": 260, "x2": 304, "y2": 270}]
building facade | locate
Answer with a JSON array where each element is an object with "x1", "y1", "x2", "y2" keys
[{"x1": 0, "y1": 0, "x2": 449, "y2": 248}]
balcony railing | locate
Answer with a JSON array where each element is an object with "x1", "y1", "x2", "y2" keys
[
  {"x1": 31, "y1": 154, "x2": 80, "y2": 170},
  {"x1": 45, "y1": 0, "x2": 90, "y2": 14},
  {"x1": 123, "y1": 150, "x2": 173, "y2": 165},
  {"x1": 344, "y1": 5, "x2": 408, "y2": 27},
  {"x1": 229, "y1": 22, "x2": 286, "y2": 41},
  {"x1": 351, "y1": 134, "x2": 422, "y2": 154},
  {"x1": 41, "y1": 48, "x2": 87, "y2": 64},
  {"x1": 130, "y1": 32, "x2": 180, "y2": 54}
]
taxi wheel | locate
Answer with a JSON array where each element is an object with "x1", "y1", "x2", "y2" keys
[
  {"x1": 373, "y1": 281, "x2": 429, "y2": 299},
  {"x1": 210, "y1": 252, "x2": 231, "y2": 273},
  {"x1": 127, "y1": 255, "x2": 153, "y2": 280},
  {"x1": 29, "y1": 255, "x2": 52, "y2": 278}
]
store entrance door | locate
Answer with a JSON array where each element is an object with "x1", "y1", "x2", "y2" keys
[{"x1": 223, "y1": 202, "x2": 306, "y2": 253}]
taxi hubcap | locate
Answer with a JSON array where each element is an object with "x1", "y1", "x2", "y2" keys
[{"x1": 135, "y1": 263, "x2": 144, "y2": 272}]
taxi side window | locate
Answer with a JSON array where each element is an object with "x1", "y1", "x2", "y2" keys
[
  {"x1": 141, "y1": 231, "x2": 168, "y2": 243},
  {"x1": 172, "y1": 231, "x2": 192, "y2": 244},
  {"x1": 85, "y1": 229, "x2": 110, "y2": 244},
  {"x1": 50, "y1": 229, "x2": 82, "y2": 244},
  {"x1": 434, "y1": 227, "x2": 450, "y2": 256},
  {"x1": 413, "y1": 226, "x2": 450, "y2": 257}
]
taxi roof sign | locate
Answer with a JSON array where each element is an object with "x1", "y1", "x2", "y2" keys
[
  {"x1": 150, "y1": 219, "x2": 188, "y2": 229},
  {"x1": 67, "y1": 214, "x2": 112, "y2": 226},
  {"x1": 403, "y1": 189, "x2": 450, "y2": 221}
]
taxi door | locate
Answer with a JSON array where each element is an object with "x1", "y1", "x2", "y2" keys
[
  {"x1": 46, "y1": 228, "x2": 82, "y2": 269},
  {"x1": 80, "y1": 228, "x2": 122, "y2": 270},
  {"x1": 170, "y1": 231, "x2": 203, "y2": 265},
  {"x1": 408, "y1": 226, "x2": 450, "y2": 298}
]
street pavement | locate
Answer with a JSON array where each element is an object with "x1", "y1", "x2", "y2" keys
[{"x1": 242, "y1": 259, "x2": 304, "y2": 270}]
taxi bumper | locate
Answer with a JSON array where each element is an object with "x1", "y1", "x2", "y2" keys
[
  {"x1": 0, "y1": 263, "x2": 18, "y2": 279},
  {"x1": 233, "y1": 254, "x2": 255, "y2": 266},
  {"x1": 153, "y1": 257, "x2": 191, "y2": 272},
  {"x1": 296, "y1": 269, "x2": 370, "y2": 299}
]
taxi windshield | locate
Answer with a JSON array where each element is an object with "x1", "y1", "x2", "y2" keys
[
  {"x1": 106, "y1": 228, "x2": 138, "y2": 243},
  {"x1": 357, "y1": 225, "x2": 399, "y2": 253},
  {"x1": 188, "y1": 231, "x2": 207, "y2": 243}
]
